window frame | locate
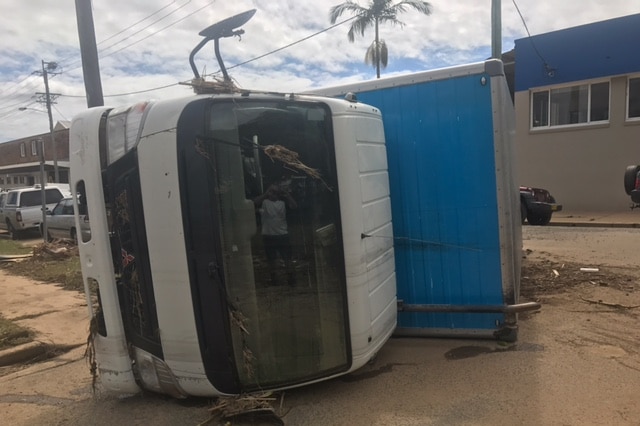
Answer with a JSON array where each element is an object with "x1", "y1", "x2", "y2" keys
[
  {"x1": 530, "y1": 78, "x2": 611, "y2": 130},
  {"x1": 626, "y1": 75, "x2": 640, "y2": 122},
  {"x1": 20, "y1": 143, "x2": 26, "y2": 157}
]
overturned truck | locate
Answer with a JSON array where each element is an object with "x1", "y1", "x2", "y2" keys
[{"x1": 70, "y1": 10, "x2": 396, "y2": 398}]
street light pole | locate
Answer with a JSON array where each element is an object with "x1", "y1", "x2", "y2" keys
[
  {"x1": 37, "y1": 139, "x2": 48, "y2": 243},
  {"x1": 42, "y1": 60, "x2": 59, "y2": 183},
  {"x1": 491, "y1": 0, "x2": 502, "y2": 59}
]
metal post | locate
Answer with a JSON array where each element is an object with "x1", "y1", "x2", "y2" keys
[
  {"x1": 491, "y1": 0, "x2": 502, "y2": 59},
  {"x1": 75, "y1": 0, "x2": 104, "y2": 107},
  {"x1": 38, "y1": 139, "x2": 48, "y2": 243},
  {"x1": 42, "y1": 60, "x2": 59, "y2": 182}
]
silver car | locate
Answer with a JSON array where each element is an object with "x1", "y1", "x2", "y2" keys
[{"x1": 42, "y1": 197, "x2": 91, "y2": 243}]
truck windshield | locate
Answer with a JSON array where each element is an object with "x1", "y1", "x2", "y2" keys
[{"x1": 179, "y1": 99, "x2": 350, "y2": 390}]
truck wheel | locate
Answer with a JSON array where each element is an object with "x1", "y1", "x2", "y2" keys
[
  {"x1": 520, "y1": 200, "x2": 527, "y2": 224},
  {"x1": 624, "y1": 165, "x2": 640, "y2": 195},
  {"x1": 6, "y1": 220, "x2": 19, "y2": 240},
  {"x1": 528, "y1": 212, "x2": 552, "y2": 226}
]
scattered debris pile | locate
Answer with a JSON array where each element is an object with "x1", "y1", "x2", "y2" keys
[
  {"x1": 207, "y1": 392, "x2": 285, "y2": 425},
  {"x1": 32, "y1": 240, "x2": 79, "y2": 260},
  {"x1": 521, "y1": 257, "x2": 638, "y2": 299}
]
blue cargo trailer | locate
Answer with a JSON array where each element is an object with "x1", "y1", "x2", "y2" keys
[{"x1": 313, "y1": 60, "x2": 534, "y2": 340}]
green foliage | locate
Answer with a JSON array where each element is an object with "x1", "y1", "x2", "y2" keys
[
  {"x1": 0, "y1": 255, "x2": 84, "y2": 292},
  {"x1": 329, "y1": 0, "x2": 433, "y2": 78},
  {"x1": 0, "y1": 238, "x2": 33, "y2": 255},
  {"x1": 0, "y1": 314, "x2": 33, "y2": 351}
]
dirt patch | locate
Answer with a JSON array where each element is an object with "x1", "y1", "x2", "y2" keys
[
  {"x1": 0, "y1": 241, "x2": 84, "y2": 292},
  {"x1": 521, "y1": 253, "x2": 640, "y2": 300}
]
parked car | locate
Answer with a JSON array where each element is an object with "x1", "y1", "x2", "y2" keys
[
  {"x1": 0, "y1": 184, "x2": 71, "y2": 239},
  {"x1": 624, "y1": 165, "x2": 640, "y2": 208},
  {"x1": 520, "y1": 186, "x2": 563, "y2": 225},
  {"x1": 41, "y1": 197, "x2": 91, "y2": 243},
  {"x1": 0, "y1": 190, "x2": 7, "y2": 230}
]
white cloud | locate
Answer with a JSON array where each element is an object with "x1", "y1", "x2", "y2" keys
[{"x1": 0, "y1": 0, "x2": 638, "y2": 141}]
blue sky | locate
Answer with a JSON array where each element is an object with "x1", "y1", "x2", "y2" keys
[{"x1": 0, "y1": 0, "x2": 638, "y2": 142}]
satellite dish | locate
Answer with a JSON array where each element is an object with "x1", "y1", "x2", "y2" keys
[
  {"x1": 199, "y1": 9, "x2": 256, "y2": 39},
  {"x1": 189, "y1": 9, "x2": 257, "y2": 82}
]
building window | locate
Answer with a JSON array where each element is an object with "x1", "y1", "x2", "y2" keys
[
  {"x1": 31, "y1": 140, "x2": 38, "y2": 156},
  {"x1": 628, "y1": 76, "x2": 640, "y2": 120},
  {"x1": 20, "y1": 143, "x2": 26, "y2": 157},
  {"x1": 531, "y1": 81, "x2": 610, "y2": 129}
]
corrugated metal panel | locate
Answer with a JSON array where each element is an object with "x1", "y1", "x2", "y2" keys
[{"x1": 349, "y1": 72, "x2": 505, "y2": 331}]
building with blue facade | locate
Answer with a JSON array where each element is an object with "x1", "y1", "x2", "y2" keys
[{"x1": 514, "y1": 13, "x2": 640, "y2": 211}]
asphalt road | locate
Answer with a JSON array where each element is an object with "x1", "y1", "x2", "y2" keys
[{"x1": 1, "y1": 225, "x2": 639, "y2": 425}]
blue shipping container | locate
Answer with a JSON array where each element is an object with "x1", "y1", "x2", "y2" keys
[{"x1": 313, "y1": 60, "x2": 525, "y2": 339}]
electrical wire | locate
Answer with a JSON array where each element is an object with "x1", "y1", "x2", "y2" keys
[
  {"x1": 215, "y1": 15, "x2": 358, "y2": 76},
  {"x1": 55, "y1": 1, "x2": 185, "y2": 71},
  {"x1": 60, "y1": 81, "x2": 183, "y2": 98},
  {"x1": 5, "y1": 10, "x2": 357, "y2": 105},
  {"x1": 511, "y1": 0, "x2": 554, "y2": 73},
  {"x1": 62, "y1": 1, "x2": 197, "y2": 73},
  {"x1": 62, "y1": 14, "x2": 358, "y2": 99}
]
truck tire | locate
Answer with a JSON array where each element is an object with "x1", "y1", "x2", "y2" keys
[
  {"x1": 6, "y1": 220, "x2": 19, "y2": 240},
  {"x1": 527, "y1": 212, "x2": 552, "y2": 226},
  {"x1": 520, "y1": 200, "x2": 527, "y2": 224},
  {"x1": 624, "y1": 165, "x2": 640, "y2": 195}
]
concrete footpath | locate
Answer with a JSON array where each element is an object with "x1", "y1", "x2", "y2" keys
[{"x1": 549, "y1": 209, "x2": 640, "y2": 227}]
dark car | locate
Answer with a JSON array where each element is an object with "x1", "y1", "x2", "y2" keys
[
  {"x1": 520, "y1": 186, "x2": 563, "y2": 225},
  {"x1": 624, "y1": 165, "x2": 640, "y2": 208}
]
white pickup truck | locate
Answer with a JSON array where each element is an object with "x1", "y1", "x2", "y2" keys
[{"x1": 0, "y1": 184, "x2": 71, "y2": 239}]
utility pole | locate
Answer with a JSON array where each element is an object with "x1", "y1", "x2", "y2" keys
[
  {"x1": 491, "y1": 0, "x2": 502, "y2": 59},
  {"x1": 37, "y1": 138, "x2": 48, "y2": 243},
  {"x1": 35, "y1": 60, "x2": 60, "y2": 183},
  {"x1": 75, "y1": 0, "x2": 104, "y2": 107}
]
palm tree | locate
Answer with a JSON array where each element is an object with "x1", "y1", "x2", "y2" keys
[{"x1": 329, "y1": 0, "x2": 432, "y2": 78}]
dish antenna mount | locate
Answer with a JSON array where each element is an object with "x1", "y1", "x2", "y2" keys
[{"x1": 189, "y1": 9, "x2": 256, "y2": 82}]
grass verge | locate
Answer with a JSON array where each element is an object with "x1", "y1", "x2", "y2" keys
[
  {"x1": 0, "y1": 238, "x2": 33, "y2": 256},
  {"x1": 0, "y1": 314, "x2": 33, "y2": 351},
  {"x1": 0, "y1": 246, "x2": 84, "y2": 292}
]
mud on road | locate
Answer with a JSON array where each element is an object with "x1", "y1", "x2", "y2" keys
[{"x1": 0, "y1": 225, "x2": 639, "y2": 425}]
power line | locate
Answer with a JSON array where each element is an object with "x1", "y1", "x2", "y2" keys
[
  {"x1": 7, "y1": 11, "x2": 358, "y2": 102},
  {"x1": 60, "y1": 81, "x2": 183, "y2": 98},
  {"x1": 55, "y1": 1, "x2": 185, "y2": 71},
  {"x1": 0, "y1": 2, "x2": 186, "y2": 102},
  {"x1": 63, "y1": 14, "x2": 358, "y2": 98},
  {"x1": 98, "y1": 1, "x2": 181, "y2": 46},
  {"x1": 511, "y1": 0, "x2": 555, "y2": 75},
  {"x1": 207, "y1": 15, "x2": 358, "y2": 76},
  {"x1": 0, "y1": 75, "x2": 43, "y2": 104},
  {"x1": 62, "y1": 1, "x2": 213, "y2": 76}
]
